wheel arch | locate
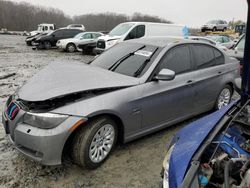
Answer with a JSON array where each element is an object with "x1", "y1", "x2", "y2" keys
[
  {"x1": 225, "y1": 82, "x2": 234, "y2": 93},
  {"x1": 62, "y1": 112, "x2": 125, "y2": 160}
]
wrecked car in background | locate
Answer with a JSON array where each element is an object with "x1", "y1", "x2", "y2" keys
[
  {"x1": 161, "y1": 2, "x2": 250, "y2": 187},
  {"x1": 33, "y1": 28, "x2": 82, "y2": 49},
  {"x1": 2, "y1": 37, "x2": 238, "y2": 169}
]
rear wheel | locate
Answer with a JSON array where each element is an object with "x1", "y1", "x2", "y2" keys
[
  {"x1": 213, "y1": 27, "x2": 217, "y2": 32},
  {"x1": 71, "y1": 117, "x2": 117, "y2": 169},
  {"x1": 215, "y1": 85, "x2": 232, "y2": 110},
  {"x1": 66, "y1": 43, "x2": 76, "y2": 53}
]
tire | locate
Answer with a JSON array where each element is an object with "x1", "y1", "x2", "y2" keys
[
  {"x1": 44, "y1": 41, "x2": 51, "y2": 50},
  {"x1": 71, "y1": 117, "x2": 117, "y2": 169},
  {"x1": 66, "y1": 43, "x2": 76, "y2": 53},
  {"x1": 213, "y1": 27, "x2": 217, "y2": 32},
  {"x1": 26, "y1": 41, "x2": 32, "y2": 46},
  {"x1": 215, "y1": 85, "x2": 233, "y2": 110},
  {"x1": 223, "y1": 28, "x2": 227, "y2": 32}
]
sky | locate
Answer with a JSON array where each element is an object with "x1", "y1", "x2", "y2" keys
[{"x1": 13, "y1": 0, "x2": 247, "y2": 28}]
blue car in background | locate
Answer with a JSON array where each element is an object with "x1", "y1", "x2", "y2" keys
[{"x1": 162, "y1": 1, "x2": 250, "y2": 187}]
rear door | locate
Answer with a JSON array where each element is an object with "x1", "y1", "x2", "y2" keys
[
  {"x1": 190, "y1": 44, "x2": 226, "y2": 112},
  {"x1": 139, "y1": 44, "x2": 197, "y2": 129}
]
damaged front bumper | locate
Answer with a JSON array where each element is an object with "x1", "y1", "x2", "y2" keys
[{"x1": 2, "y1": 102, "x2": 86, "y2": 165}]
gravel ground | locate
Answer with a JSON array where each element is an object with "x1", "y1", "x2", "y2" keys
[{"x1": 0, "y1": 35, "x2": 238, "y2": 188}]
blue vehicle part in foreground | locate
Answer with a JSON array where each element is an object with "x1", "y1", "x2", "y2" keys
[
  {"x1": 213, "y1": 127, "x2": 250, "y2": 158},
  {"x1": 168, "y1": 102, "x2": 235, "y2": 188}
]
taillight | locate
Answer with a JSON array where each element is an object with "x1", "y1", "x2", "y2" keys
[{"x1": 238, "y1": 64, "x2": 243, "y2": 76}]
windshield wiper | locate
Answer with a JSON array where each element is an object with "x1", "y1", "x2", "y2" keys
[
  {"x1": 133, "y1": 47, "x2": 159, "y2": 77},
  {"x1": 108, "y1": 45, "x2": 146, "y2": 71}
]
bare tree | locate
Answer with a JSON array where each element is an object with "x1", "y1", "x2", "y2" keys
[{"x1": 0, "y1": 0, "x2": 172, "y2": 32}]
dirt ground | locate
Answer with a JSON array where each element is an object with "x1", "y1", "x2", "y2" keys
[{"x1": 0, "y1": 35, "x2": 237, "y2": 188}]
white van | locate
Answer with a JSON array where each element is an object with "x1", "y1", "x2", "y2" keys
[{"x1": 95, "y1": 22, "x2": 186, "y2": 53}]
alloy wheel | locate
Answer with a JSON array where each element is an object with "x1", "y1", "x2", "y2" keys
[{"x1": 89, "y1": 124, "x2": 115, "y2": 163}]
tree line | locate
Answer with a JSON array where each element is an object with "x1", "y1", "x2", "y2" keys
[{"x1": 0, "y1": 0, "x2": 172, "y2": 32}]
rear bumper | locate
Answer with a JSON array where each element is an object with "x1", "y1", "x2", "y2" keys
[{"x1": 2, "y1": 109, "x2": 85, "y2": 165}]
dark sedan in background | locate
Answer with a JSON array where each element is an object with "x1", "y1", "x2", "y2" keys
[{"x1": 33, "y1": 28, "x2": 82, "y2": 49}]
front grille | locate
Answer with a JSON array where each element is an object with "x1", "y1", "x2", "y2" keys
[
  {"x1": 97, "y1": 40, "x2": 105, "y2": 49},
  {"x1": 6, "y1": 102, "x2": 20, "y2": 120}
]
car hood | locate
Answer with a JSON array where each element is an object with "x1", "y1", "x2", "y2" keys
[
  {"x1": 18, "y1": 62, "x2": 139, "y2": 102},
  {"x1": 168, "y1": 102, "x2": 235, "y2": 188}
]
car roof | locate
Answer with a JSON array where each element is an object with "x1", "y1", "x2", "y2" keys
[{"x1": 126, "y1": 36, "x2": 211, "y2": 48}]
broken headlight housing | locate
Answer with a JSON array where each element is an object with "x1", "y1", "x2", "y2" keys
[{"x1": 23, "y1": 112, "x2": 69, "y2": 129}]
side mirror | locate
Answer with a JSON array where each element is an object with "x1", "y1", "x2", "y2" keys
[{"x1": 154, "y1": 69, "x2": 175, "y2": 81}]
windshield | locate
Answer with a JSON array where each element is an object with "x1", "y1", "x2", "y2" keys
[
  {"x1": 74, "y1": 32, "x2": 85, "y2": 39},
  {"x1": 46, "y1": 31, "x2": 54, "y2": 35},
  {"x1": 91, "y1": 43, "x2": 159, "y2": 77},
  {"x1": 109, "y1": 23, "x2": 135, "y2": 37},
  {"x1": 235, "y1": 35, "x2": 245, "y2": 52}
]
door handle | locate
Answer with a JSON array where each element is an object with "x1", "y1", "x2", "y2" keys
[
  {"x1": 218, "y1": 71, "x2": 222, "y2": 75},
  {"x1": 186, "y1": 80, "x2": 194, "y2": 86}
]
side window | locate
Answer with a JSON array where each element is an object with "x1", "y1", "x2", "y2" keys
[
  {"x1": 54, "y1": 30, "x2": 63, "y2": 37},
  {"x1": 213, "y1": 49, "x2": 224, "y2": 65},
  {"x1": 137, "y1": 25, "x2": 145, "y2": 38},
  {"x1": 125, "y1": 25, "x2": 145, "y2": 40},
  {"x1": 44, "y1": 26, "x2": 48, "y2": 31},
  {"x1": 82, "y1": 33, "x2": 92, "y2": 39},
  {"x1": 192, "y1": 44, "x2": 217, "y2": 69},
  {"x1": 159, "y1": 45, "x2": 191, "y2": 74},
  {"x1": 49, "y1": 26, "x2": 53, "y2": 30},
  {"x1": 223, "y1": 36, "x2": 230, "y2": 43},
  {"x1": 93, "y1": 33, "x2": 101, "y2": 38}
]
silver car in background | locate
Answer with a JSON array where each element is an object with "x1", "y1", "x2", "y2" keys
[
  {"x1": 2, "y1": 37, "x2": 239, "y2": 169},
  {"x1": 56, "y1": 32, "x2": 103, "y2": 52},
  {"x1": 201, "y1": 20, "x2": 229, "y2": 32}
]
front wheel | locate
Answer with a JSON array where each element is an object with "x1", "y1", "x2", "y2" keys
[
  {"x1": 71, "y1": 117, "x2": 117, "y2": 169},
  {"x1": 66, "y1": 43, "x2": 76, "y2": 53},
  {"x1": 215, "y1": 85, "x2": 232, "y2": 110},
  {"x1": 44, "y1": 41, "x2": 52, "y2": 50}
]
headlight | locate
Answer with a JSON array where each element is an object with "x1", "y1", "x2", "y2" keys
[
  {"x1": 23, "y1": 112, "x2": 68, "y2": 129},
  {"x1": 107, "y1": 39, "x2": 118, "y2": 46},
  {"x1": 163, "y1": 144, "x2": 175, "y2": 170},
  {"x1": 162, "y1": 144, "x2": 175, "y2": 188}
]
